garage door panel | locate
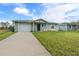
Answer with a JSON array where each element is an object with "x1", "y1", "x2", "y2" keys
[{"x1": 18, "y1": 23, "x2": 31, "y2": 32}]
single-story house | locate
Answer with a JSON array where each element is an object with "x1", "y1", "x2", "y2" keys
[
  {"x1": 13, "y1": 19, "x2": 59, "y2": 32},
  {"x1": 13, "y1": 19, "x2": 79, "y2": 32}
]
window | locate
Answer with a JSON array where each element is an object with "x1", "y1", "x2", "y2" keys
[
  {"x1": 51, "y1": 25, "x2": 54, "y2": 29},
  {"x1": 42, "y1": 24, "x2": 46, "y2": 27},
  {"x1": 77, "y1": 25, "x2": 79, "y2": 29}
]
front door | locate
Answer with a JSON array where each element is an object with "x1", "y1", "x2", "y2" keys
[{"x1": 37, "y1": 24, "x2": 40, "y2": 31}]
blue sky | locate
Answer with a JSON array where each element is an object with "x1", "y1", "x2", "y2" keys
[
  {"x1": 0, "y1": 3, "x2": 43, "y2": 21},
  {"x1": 0, "y1": 3, "x2": 79, "y2": 23}
]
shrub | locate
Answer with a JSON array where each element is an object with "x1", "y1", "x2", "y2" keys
[
  {"x1": 0, "y1": 27, "x2": 4, "y2": 30},
  {"x1": 9, "y1": 26, "x2": 14, "y2": 32}
]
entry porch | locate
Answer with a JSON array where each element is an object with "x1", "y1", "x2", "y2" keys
[{"x1": 32, "y1": 19, "x2": 48, "y2": 32}]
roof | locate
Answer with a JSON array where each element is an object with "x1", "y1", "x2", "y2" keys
[
  {"x1": 13, "y1": 19, "x2": 48, "y2": 23},
  {"x1": 33, "y1": 19, "x2": 48, "y2": 23},
  {"x1": 48, "y1": 22, "x2": 58, "y2": 25},
  {"x1": 61, "y1": 22, "x2": 79, "y2": 25},
  {"x1": 13, "y1": 20, "x2": 33, "y2": 23}
]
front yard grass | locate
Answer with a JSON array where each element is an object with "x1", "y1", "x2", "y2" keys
[
  {"x1": 33, "y1": 31, "x2": 79, "y2": 56},
  {"x1": 0, "y1": 31, "x2": 14, "y2": 41}
]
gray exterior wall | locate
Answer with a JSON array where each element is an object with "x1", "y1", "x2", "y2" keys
[
  {"x1": 13, "y1": 22, "x2": 18, "y2": 32},
  {"x1": 13, "y1": 22, "x2": 74, "y2": 32},
  {"x1": 59, "y1": 25, "x2": 68, "y2": 31},
  {"x1": 47, "y1": 24, "x2": 72, "y2": 31},
  {"x1": 47, "y1": 24, "x2": 59, "y2": 31},
  {"x1": 34, "y1": 23, "x2": 37, "y2": 31}
]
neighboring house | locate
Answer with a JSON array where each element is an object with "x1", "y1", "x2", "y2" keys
[
  {"x1": 0, "y1": 22, "x2": 10, "y2": 29},
  {"x1": 13, "y1": 19, "x2": 79, "y2": 32}
]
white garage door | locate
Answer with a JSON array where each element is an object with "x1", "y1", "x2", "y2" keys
[{"x1": 18, "y1": 23, "x2": 31, "y2": 32}]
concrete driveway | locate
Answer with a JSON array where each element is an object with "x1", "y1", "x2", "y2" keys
[{"x1": 0, "y1": 32, "x2": 51, "y2": 56}]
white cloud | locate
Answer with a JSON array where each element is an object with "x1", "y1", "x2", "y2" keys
[
  {"x1": 41, "y1": 3, "x2": 79, "y2": 23},
  {"x1": 14, "y1": 7, "x2": 34, "y2": 17},
  {"x1": 14, "y1": 6, "x2": 38, "y2": 20},
  {"x1": 14, "y1": 7, "x2": 29, "y2": 15}
]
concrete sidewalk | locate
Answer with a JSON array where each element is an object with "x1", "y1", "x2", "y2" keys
[{"x1": 0, "y1": 32, "x2": 51, "y2": 56}]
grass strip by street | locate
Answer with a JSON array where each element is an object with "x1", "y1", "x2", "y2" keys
[{"x1": 0, "y1": 31, "x2": 14, "y2": 41}]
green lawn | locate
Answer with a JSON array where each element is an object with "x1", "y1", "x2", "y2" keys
[
  {"x1": 0, "y1": 31, "x2": 14, "y2": 41},
  {"x1": 33, "y1": 31, "x2": 79, "y2": 56}
]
